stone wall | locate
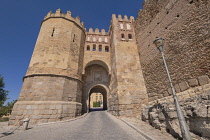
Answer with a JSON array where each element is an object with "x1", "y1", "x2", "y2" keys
[
  {"x1": 134, "y1": 0, "x2": 210, "y2": 102},
  {"x1": 109, "y1": 14, "x2": 148, "y2": 118},
  {"x1": 142, "y1": 82, "x2": 210, "y2": 139},
  {"x1": 9, "y1": 75, "x2": 83, "y2": 125},
  {"x1": 82, "y1": 65, "x2": 109, "y2": 112},
  {"x1": 9, "y1": 101, "x2": 81, "y2": 125},
  {"x1": 83, "y1": 28, "x2": 110, "y2": 74},
  {"x1": 9, "y1": 9, "x2": 85, "y2": 125},
  {"x1": 27, "y1": 14, "x2": 85, "y2": 80}
]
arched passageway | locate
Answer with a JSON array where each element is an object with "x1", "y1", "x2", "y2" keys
[
  {"x1": 88, "y1": 85, "x2": 108, "y2": 111},
  {"x1": 82, "y1": 60, "x2": 110, "y2": 113}
]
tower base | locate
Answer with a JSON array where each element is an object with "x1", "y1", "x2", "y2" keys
[{"x1": 9, "y1": 101, "x2": 82, "y2": 126}]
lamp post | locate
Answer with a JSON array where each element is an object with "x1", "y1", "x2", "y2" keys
[{"x1": 153, "y1": 38, "x2": 192, "y2": 140}]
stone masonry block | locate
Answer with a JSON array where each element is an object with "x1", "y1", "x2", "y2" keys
[
  {"x1": 126, "y1": 110, "x2": 133, "y2": 117},
  {"x1": 168, "y1": 88, "x2": 172, "y2": 95},
  {"x1": 179, "y1": 81, "x2": 190, "y2": 91},
  {"x1": 163, "y1": 91, "x2": 169, "y2": 97},
  {"x1": 174, "y1": 84, "x2": 181, "y2": 93},
  {"x1": 198, "y1": 75, "x2": 209, "y2": 86},
  {"x1": 188, "y1": 78, "x2": 199, "y2": 87},
  {"x1": 168, "y1": 111, "x2": 177, "y2": 119}
]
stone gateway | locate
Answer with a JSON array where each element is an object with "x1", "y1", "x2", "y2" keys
[{"x1": 9, "y1": 0, "x2": 210, "y2": 139}]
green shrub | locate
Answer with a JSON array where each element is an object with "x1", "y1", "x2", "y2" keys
[{"x1": 93, "y1": 101, "x2": 101, "y2": 107}]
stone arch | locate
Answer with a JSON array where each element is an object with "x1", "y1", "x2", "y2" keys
[
  {"x1": 82, "y1": 61, "x2": 110, "y2": 113},
  {"x1": 87, "y1": 84, "x2": 109, "y2": 111},
  {"x1": 83, "y1": 60, "x2": 110, "y2": 74}
]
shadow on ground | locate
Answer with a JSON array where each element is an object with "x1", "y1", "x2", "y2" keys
[{"x1": 89, "y1": 108, "x2": 104, "y2": 112}]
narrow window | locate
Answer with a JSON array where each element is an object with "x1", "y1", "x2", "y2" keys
[
  {"x1": 87, "y1": 37, "x2": 90, "y2": 41},
  {"x1": 105, "y1": 37, "x2": 108, "y2": 42},
  {"x1": 87, "y1": 45, "x2": 90, "y2": 51},
  {"x1": 120, "y1": 23, "x2": 124, "y2": 29},
  {"x1": 93, "y1": 44, "x2": 96, "y2": 51},
  {"x1": 93, "y1": 37, "x2": 96, "y2": 42},
  {"x1": 51, "y1": 28, "x2": 55, "y2": 37},
  {"x1": 73, "y1": 34, "x2": 75, "y2": 42},
  {"x1": 128, "y1": 34, "x2": 132, "y2": 40},
  {"x1": 99, "y1": 37, "x2": 102, "y2": 42},
  {"x1": 105, "y1": 46, "x2": 109, "y2": 52},
  {"x1": 121, "y1": 34, "x2": 125, "y2": 40},
  {"x1": 99, "y1": 45, "x2": 102, "y2": 52},
  {"x1": 126, "y1": 24, "x2": 131, "y2": 30}
]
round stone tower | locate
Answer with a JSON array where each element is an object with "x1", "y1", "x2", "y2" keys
[{"x1": 9, "y1": 9, "x2": 86, "y2": 125}]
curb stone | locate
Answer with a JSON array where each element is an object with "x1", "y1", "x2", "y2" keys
[
  {"x1": 121, "y1": 118, "x2": 156, "y2": 140},
  {"x1": 37, "y1": 113, "x2": 88, "y2": 126}
]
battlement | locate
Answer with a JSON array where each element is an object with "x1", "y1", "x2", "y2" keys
[
  {"x1": 86, "y1": 28, "x2": 108, "y2": 35},
  {"x1": 112, "y1": 14, "x2": 135, "y2": 22},
  {"x1": 44, "y1": 9, "x2": 84, "y2": 28}
]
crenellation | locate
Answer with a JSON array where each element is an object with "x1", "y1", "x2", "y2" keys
[
  {"x1": 123, "y1": 15, "x2": 128, "y2": 21},
  {"x1": 55, "y1": 8, "x2": 62, "y2": 16},
  {"x1": 88, "y1": 28, "x2": 93, "y2": 33},
  {"x1": 95, "y1": 28, "x2": 99, "y2": 33},
  {"x1": 101, "y1": 29, "x2": 106, "y2": 35},
  {"x1": 130, "y1": 16, "x2": 135, "y2": 21},
  {"x1": 66, "y1": 11, "x2": 71, "y2": 17},
  {"x1": 118, "y1": 14, "x2": 122, "y2": 20},
  {"x1": 43, "y1": 9, "x2": 84, "y2": 29},
  {"x1": 75, "y1": 16, "x2": 80, "y2": 22},
  {"x1": 45, "y1": 11, "x2": 52, "y2": 19}
]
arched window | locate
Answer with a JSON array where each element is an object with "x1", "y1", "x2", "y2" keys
[
  {"x1": 93, "y1": 37, "x2": 96, "y2": 42},
  {"x1": 87, "y1": 45, "x2": 90, "y2": 51},
  {"x1": 105, "y1": 38, "x2": 108, "y2": 42},
  {"x1": 105, "y1": 46, "x2": 109, "y2": 52},
  {"x1": 126, "y1": 24, "x2": 131, "y2": 30},
  {"x1": 93, "y1": 44, "x2": 96, "y2": 51},
  {"x1": 99, "y1": 45, "x2": 102, "y2": 51},
  {"x1": 121, "y1": 34, "x2": 125, "y2": 40},
  {"x1": 128, "y1": 34, "x2": 132, "y2": 40},
  {"x1": 99, "y1": 37, "x2": 102, "y2": 42},
  {"x1": 120, "y1": 23, "x2": 124, "y2": 29}
]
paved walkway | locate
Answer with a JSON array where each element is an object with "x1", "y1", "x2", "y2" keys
[{"x1": 0, "y1": 110, "x2": 147, "y2": 140}]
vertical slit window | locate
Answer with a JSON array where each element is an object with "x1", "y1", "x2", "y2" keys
[
  {"x1": 121, "y1": 34, "x2": 125, "y2": 40},
  {"x1": 99, "y1": 45, "x2": 102, "y2": 52},
  {"x1": 73, "y1": 34, "x2": 75, "y2": 42},
  {"x1": 105, "y1": 46, "x2": 109, "y2": 52},
  {"x1": 105, "y1": 37, "x2": 108, "y2": 42},
  {"x1": 87, "y1": 45, "x2": 90, "y2": 51},
  {"x1": 93, "y1": 44, "x2": 96, "y2": 51},
  {"x1": 93, "y1": 37, "x2": 96, "y2": 42},
  {"x1": 120, "y1": 23, "x2": 124, "y2": 29},
  {"x1": 128, "y1": 34, "x2": 132, "y2": 40},
  {"x1": 51, "y1": 28, "x2": 55, "y2": 37},
  {"x1": 126, "y1": 24, "x2": 131, "y2": 30}
]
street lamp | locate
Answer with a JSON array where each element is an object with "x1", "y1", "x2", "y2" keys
[{"x1": 153, "y1": 38, "x2": 192, "y2": 140}]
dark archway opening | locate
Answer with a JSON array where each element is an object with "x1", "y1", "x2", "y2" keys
[{"x1": 88, "y1": 85, "x2": 107, "y2": 112}]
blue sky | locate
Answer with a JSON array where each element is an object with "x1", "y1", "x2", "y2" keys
[{"x1": 0, "y1": 0, "x2": 144, "y2": 104}]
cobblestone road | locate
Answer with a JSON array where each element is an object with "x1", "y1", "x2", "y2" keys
[{"x1": 1, "y1": 110, "x2": 147, "y2": 140}]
